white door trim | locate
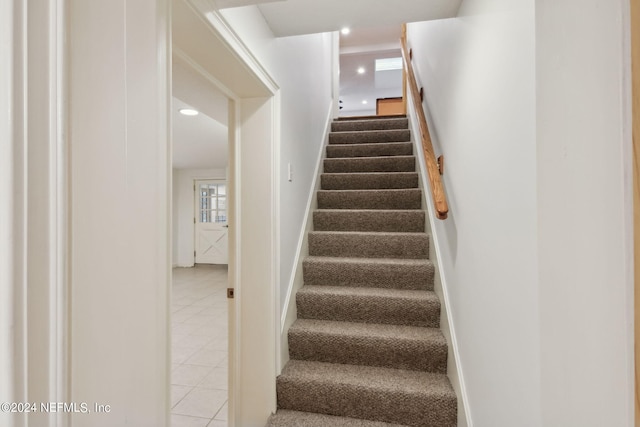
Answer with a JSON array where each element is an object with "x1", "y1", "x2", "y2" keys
[
  {"x1": 187, "y1": 0, "x2": 279, "y2": 95},
  {"x1": 272, "y1": 90, "x2": 282, "y2": 386},
  {"x1": 50, "y1": 0, "x2": 71, "y2": 422},
  {"x1": 0, "y1": 3, "x2": 24, "y2": 426},
  {"x1": 1, "y1": 0, "x2": 71, "y2": 425}
]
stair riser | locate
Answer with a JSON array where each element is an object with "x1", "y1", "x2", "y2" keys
[
  {"x1": 326, "y1": 142, "x2": 413, "y2": 158},
  {"x1": 288, "y1": 331, "x2": 447, "y2": 373},
  {"x1": 313, "y1": 210, "x2": 425, "y2": 232},
  {"x1": 324, "y1": 157, "x2": 415, "y2": 173},
  {"x1": 303, "y1": 260, "x2": 434, "y2": 290},
  {"x1": 296, "y1": 292, "x2": 440, "y2": 328},
  {"x1": 331, "y1": 118, "x2": 408, "y2": 132},
  {"x1": 329, "y1": 129, "x2": 411, "y2": 144},
  {"x1": 321, "y1": 173, "x2": 418, "y2": 190},
  {"x1": 276, "y1": 379, "x2": 457, "y2": 427},
  {"x1": 308, "y1": 233, "x2": 429, "y2": 259},
  {"x1": 317, "y1": 190, "x2": 422, "y2": 210}
]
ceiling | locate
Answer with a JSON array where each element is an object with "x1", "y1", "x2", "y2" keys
[
  {"x1": 172, "y1": 0, "x2": 462, "y2": 169},
  {"x1": 214, "y1": 0, "x2": 461, "y2": 37},
  {"x1": 338, "y1": 25, "x2": 404, "y2": 116},
  {"x1": 172, "y1": 97, "x2": 228, "y2": 170},
  {"x1": 172, "y1": 55, "x2": 229, "y2": 170},
  {"x1": 339, "y1": 49, "x2": 404, "y2": 116},
  {"x1": 340, "y1": 25, "x2": 403, "y2": 53}
]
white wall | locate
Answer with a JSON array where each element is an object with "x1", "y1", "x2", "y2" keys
[
  {"x1": 536, "y1": 0, "x2": 633, "y2": 425},
  {"x1": 220, "y1": 6, "x2": 335, "y2": 312},
  {"x1": 273, "y1": 34, "x2": 335, "y2": 311},
  {"x1": 173, "y1": 168, "x2": 227, "y2": 267},
  {"x1": 408, "y1": 0, "x2": 633, "y2": 425},
  {"x1": 68, "y1": 1, "x2": 171, "y2": 426},
  {"x1": 406, "y1": 0, "x2": 540, "y2": 425}
]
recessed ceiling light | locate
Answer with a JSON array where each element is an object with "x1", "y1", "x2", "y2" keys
[
  {"x1": 357, "y1": 67, "x2": 365, "y2": 74},
  {"x1": 179, "y1": 108, "x2": 199, "y2": 116},
  {"x1": 341, "y1": 27, "x2": 350, "y2": 35},
  {"x1": 362, "y1": 100, "x2": 368, "y2": 105}
]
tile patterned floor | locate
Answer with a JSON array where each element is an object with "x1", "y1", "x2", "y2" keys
[{"x1": 172, "y1": 265, "x2": 229, "y2": 427}]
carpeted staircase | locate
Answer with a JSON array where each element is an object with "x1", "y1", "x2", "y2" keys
[{"x1": 268, "y1": 116, "x2": 457, "y2": 427}]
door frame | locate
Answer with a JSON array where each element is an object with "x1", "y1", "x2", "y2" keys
[
  {"x1": 632, "y1": 0, "x2": 640, "y2": 421},
  {"x1": 1, "y1": 0, "x2": 70, "y2": 425}
]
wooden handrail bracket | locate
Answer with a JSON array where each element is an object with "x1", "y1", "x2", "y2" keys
[{"x1": 401, "y1": 32, "x2": 449, "y2": 220}]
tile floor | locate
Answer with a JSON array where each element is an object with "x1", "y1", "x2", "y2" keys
[{"x1": 171, "y1": 265, "x2": 229, "y2": 427}]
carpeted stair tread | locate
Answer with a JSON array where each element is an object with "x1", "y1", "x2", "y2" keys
[
  {"x1": 326, "y1": 142, "x2": 413, "y2": 158},
  {"x1": 303, "y1": 256, "x2": 434, "y2": 290},
  {"x1": 296, "y1": 285, "x2": 440, "y2": 327},
  {"x1": 321, "y1": 172, "x2": 419, "y2": 190},
  {"x1": 324, "y1": 156, "x2": 415, "y2": 173},
  {"x1": 329, "y1": 129, "x2": 411, "y2": 145},
  {"x1": 308, "y1": 231, "x2": 429, "y2": 259},
  {"x1": 268, "y1": 409, "x2": 407, "y2": 427},
  {"x1": 317, "y1": 189, "x2": 422, "y2": 210},
  {"x1": 288, "y1": 319, "x2": 447, "y2": 372},
  {"x1": 331, "y1": 118, "x2": 409, "y2": 132},
  {"x1": 277, "y1": 360, "x2": 457, "y2": 427},
  {"x1": 313, "y1": 209, "x2": 425, "y2": 232}
]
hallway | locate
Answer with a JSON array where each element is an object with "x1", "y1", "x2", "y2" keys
[{"x1": 171, "y1": 265, "x2": 229, "y2": 427}]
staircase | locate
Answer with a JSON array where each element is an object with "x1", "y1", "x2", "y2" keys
[{"x1": 268, "y1": 116, "x2": 457, "y2": 427}]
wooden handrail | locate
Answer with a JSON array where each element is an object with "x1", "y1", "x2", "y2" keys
[{"x1": 401, "y1": 31, "x2": 449, "y2": 220}]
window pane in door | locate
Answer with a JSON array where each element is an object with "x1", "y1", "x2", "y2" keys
[
  {"x1": 197, "y1": 182, "x2": 227, "y2": 224},
  {"x1": 200, "y1": 210, "x2": 211, "y2": 223}
]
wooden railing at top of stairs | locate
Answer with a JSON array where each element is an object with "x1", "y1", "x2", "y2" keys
[{"x1": 400, "y1": 30, "x2": 449, "y2": 220}]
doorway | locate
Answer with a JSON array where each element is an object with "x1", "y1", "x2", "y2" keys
[
  {"x1": 171, "y1": 1, "x2": 281, "y2": 425},
  {"x1": 171, "y1": 61, "x2": 232, "y2": 425},
  {"x1": 170, "y1": 20, "x2": 238, "y2": 419}
]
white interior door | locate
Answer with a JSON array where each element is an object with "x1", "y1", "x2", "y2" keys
[{"x1": 194, "y1": 180, "x2": 229, "y2": 264}]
